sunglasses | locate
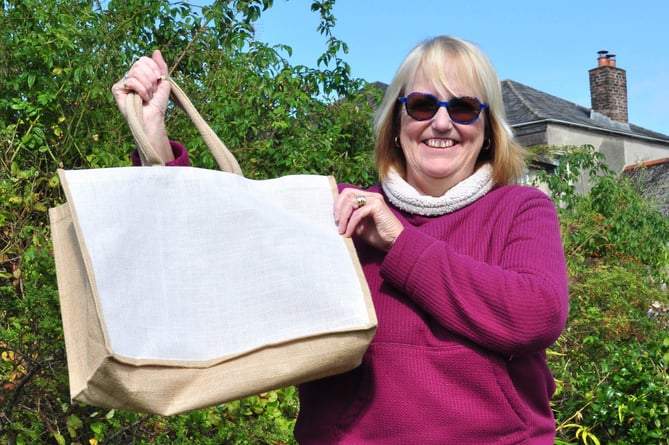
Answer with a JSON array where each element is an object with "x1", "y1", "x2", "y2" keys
[{"x1": 398, "y1": 92, "x2": 488, "y2": 124}]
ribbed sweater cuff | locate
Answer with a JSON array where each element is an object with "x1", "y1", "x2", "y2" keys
[
  {"x1": 130, "y1": 141, "x2": 191, "y2": 166},
  {"x1": 380, "y1": 225, "x2": 435, "y2": 290}
]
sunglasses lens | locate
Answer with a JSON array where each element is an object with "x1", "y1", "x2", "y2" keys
[
  {"x1": 447, "y1": 97, "x2": 481, "y2": 124},
  {"x1": 405, "y1": 94, "x2": 439, "y2": 120},
  {"x1": 402, "y1": 94, "x2": 485, "y2": 124}
]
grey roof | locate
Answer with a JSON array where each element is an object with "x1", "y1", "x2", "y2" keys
[
  {"x1": 502, "y1": 79, "x2": 669, "y2": 143},
  {"x1": 623, "y1": 159, "x2": 669, "y2": 217}
]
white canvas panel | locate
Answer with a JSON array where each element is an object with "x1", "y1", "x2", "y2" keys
[{"x1": 62, "y1": 167, "x2": 370, "y2": 361}]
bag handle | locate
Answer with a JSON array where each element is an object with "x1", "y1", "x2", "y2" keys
[{"x1": 125, "y1": 77, "x2": 243, "y2": 175}]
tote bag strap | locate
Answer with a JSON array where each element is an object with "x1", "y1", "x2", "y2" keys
[{"x1": 125, "y1": 77, "x2": 243, "y2": 175}]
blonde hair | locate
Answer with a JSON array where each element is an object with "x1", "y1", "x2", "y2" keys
[{"x1": 375, "y1": 35, "x2": 525, "y2": 186}]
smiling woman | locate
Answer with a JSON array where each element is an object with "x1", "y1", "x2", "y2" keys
[
  {"x1": 113, "y1": 35, "x2": 568, "y2": 444},
  {"x1": 395, "y1": 66, "x2": 487, "y2": 196},
  {"x1": 299, "y1": 35, "x2": 568, "y2": 444},
  {"x1": 375, "y1": 36, "x2": 525, "y2": 196}
]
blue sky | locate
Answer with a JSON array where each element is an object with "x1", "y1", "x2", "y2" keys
[{"x1": 250, "y1": 0, "x2": 669, "y2": 136}]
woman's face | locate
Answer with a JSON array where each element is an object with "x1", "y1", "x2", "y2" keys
[{"x1": 398, "y1": 62, "x2": 486, "y2": 196}]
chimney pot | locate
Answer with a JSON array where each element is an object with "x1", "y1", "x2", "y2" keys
[
  {"x1": 607, "y1": 53, "x2": 617, "y2": 67},
  {"x1": 589, "y1": 50, "x2": 628, "y2": 123},
  {"x1": 597, "y1": 50, "x2": 609, "y2": 67}
]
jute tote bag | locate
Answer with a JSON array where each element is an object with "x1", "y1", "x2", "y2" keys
[{"x1": 49, "y1": 78, "x2": 376, "y2": 416}]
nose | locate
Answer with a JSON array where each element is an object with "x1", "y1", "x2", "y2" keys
[{"x1": 431, "y1": 106, "x2": 453, "y2": 131}]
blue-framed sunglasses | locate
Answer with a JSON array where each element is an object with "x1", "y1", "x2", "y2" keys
[{"x1": 398, "y1": 92, "x2": 488, "y2": 124}]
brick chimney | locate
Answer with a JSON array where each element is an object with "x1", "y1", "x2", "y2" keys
[{"x1": 589, "y1": 50, "x2": 628, "y2": 123}]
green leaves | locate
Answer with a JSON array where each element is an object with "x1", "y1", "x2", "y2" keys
[
  {"x1": 539, "y1": 144, "x2": 669, "y2": 444},
  {"x1": 531, "y1": 144, "x2": 669, "y2": 279},
  {"x1": 1, "y1": 1, "x2": 374, "y2": 443}
]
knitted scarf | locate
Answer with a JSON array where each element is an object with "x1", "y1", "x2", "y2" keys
[{"x1": 381, "y1": 163, "x2": 494, "y2": 216}]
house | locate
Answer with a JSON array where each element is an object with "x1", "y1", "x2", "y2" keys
[
  {"x1": 502, "y1": 51, "x2": 669, "y2": 199},
  {"x1": 502, "y1": 51, "x2": 669, "y2": 196}
]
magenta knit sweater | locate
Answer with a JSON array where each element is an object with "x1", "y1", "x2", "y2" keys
[
  {"x1": 296, "y1": 181, "x2": 568, "y2": 445},
  {"x1": 145, "y1": 144, "x2": 569, "y2": 444}
]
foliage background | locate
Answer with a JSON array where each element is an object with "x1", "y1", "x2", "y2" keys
[{"x1": 1, "y1": 1, "x2": 668, "y2": 444}]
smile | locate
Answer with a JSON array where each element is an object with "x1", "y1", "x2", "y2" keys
[{"x1": 424, "y1": 139, "x2": 455, "y2": 149}]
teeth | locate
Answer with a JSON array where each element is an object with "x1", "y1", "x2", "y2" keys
[{"x1": 425, "y1": 139, "x2": 455, "y2": 148}]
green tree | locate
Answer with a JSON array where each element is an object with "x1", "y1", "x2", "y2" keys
[
  {"x1": 1, "y1": 1, "x2": 378, "y2": 443},
  {"x1": 533, "y1": 145, "x2": 669, "y2": 445}
]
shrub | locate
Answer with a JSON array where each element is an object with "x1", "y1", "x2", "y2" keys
[
  {"x1": 1, "y1": 1, "x2": 372, "y2": 443},
  {"x1": 533, "y1": 145, "x2": 669, "y2": 444}
]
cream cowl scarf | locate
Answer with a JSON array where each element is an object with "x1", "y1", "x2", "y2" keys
[{"x1": 381, "y1": 163, "x2": 494, "y2": 216}]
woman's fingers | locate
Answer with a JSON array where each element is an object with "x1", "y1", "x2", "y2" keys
[
  {"x1": 335, "y1": 188, "x2": 403, "y2": 251},
  {"x1": 111, "y1": 51, "x2": 169, "y2": 116}
]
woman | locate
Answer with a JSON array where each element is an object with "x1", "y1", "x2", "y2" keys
[{"x1": 113, "y1": 36, "x2": 569, "y2": 444}]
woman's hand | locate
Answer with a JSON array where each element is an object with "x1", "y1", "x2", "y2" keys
[
  {"x1": 111, "y1": 50, "x2": 173, "y2": 162},
  {"x1": 334, "y1": 188, "x2": 404, "y2": 252}
]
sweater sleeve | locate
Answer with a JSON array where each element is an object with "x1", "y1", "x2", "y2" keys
[
  {"x1": 130, "y1": 141, "x2": 191, "y2": 166},
  {"x1": 380, "y1": 189, "x2": 569, "y2": 356}
]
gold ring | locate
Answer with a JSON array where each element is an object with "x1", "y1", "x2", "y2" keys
[{"x1": 355, "y1": 195, "x2": 367, "y2": 208}]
